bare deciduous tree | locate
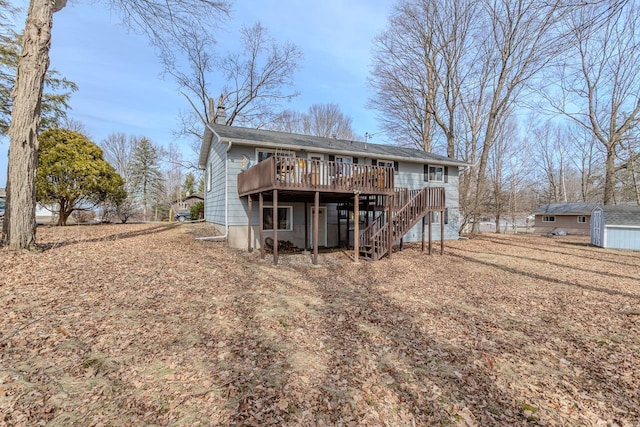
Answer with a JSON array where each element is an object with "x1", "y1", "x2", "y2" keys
[
  {"x1": 369, "y1": 0, "x2": 475, "y2": 156},
  {"x1": 172, "y1": 21, "x2": 302, "y2": 137},
  {"x1": 221, "y1": 22, "x2": 302, "y2": 128},
  {"x1": 270, "y1": 103, "x2": 358, "y2": 140},
  {"x1": 3, "y1": 0, "x2": 230, "y2": 249},
  {"x1": 369, "y1": 0, "x2": 600, "y2": 232},
  {"x1": 543, "y1": 1, "x2": 640, "y2": 205}
]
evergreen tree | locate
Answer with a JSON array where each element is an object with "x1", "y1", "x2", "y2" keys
[
  {"x1": 129, "y1": 137, "x2": 165, "y2": 221},
  {"x1": 182, "y1": 172, "x2": 196, "y2": 196},
  {"x1": 0, "y1": 29, "x2": 77, "y2": 135},
  {"x1": 36, "y1": 128, "x2": 125, "y2": 225}
]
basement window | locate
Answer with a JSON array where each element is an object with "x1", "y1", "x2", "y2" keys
[
  {"x1": 542, "y1": 216, "x2": 556, "y2": 222},
  {"x1": 263, "y1": 206, "x2": 293, "y2": 231}
]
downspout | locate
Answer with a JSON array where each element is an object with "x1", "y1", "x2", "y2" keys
[{"x1": 196, "y1": 123, "x2": 233, "y2": 241}]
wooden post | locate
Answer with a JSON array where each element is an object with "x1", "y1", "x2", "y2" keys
[
  {"x1": 304, "y1": 201, "x2": 309, "y2": 250},
  {"x1": 347, "y1": 209, "x2": 351, "y2": 249},
  {"x1": 428, "y1": 211, "x2": 432, "y2": 255},
  {"x1": 440, "y1": 209, "x2": 445, "y2": 255},
  {"x1": 421, "y1": 215, "x2": 426, "y2": 252},
  {"x1": 313, "y1": 191, "x2": 319, "y2": 265},
  {"x1": 247, "y1": 195, "x2": 253, "y2": 252},
  {"x1": 273, "y1": 189, "x2": 278, "y2": 265},
  {"x1": 337, "y1": 208, "x2": 342, "y2": 247},
  {"x1": 388, "y1": 194, "x2": 393, "y2": 259},
  {"x1": 259, "y1": 192, "x2": 264, "y2": 260},
  {"x1": 354, "y1": 192, "x2": 360, "y2": 263}
]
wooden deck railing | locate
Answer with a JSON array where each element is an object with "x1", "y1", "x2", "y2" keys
[{"x1": 238, "y1": 156, "x2": 395, "y2": 196}]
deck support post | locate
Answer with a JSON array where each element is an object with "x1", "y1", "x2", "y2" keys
[
  {"x1": 421, "y1": 215, "x2": 426, "y2": 252},
  {"x1": 273, "y1": 189, "x2": 278, "y2": 265},
  {"x1": 247, "y1": 195, "x2": 253, "y2": 252},
  {"x1": 428, "y1": 211, "x2": 432, "y2": 255},
  {"x1": 388, "y1": 194, "x2": 393, "y2": 259},
  {"x1": 313, "y1": 191, "x2": 319, "y2": 265},
  {"x1": 354, "y1": 192, "x2": 360, "y2": 263},
  {"x1": 337, "y1": 208, "x2": 342, "y2": 247},
  {"x1": 304, "y1": 201, "x2": 309, "y2": 250},
  {"x1": 347, "y1": 207, "x2": 351, "y2": 249},
  {"x1": 259, "y1": 192, "x2": 265, "y2": 259},
  {"x1": 440, "y1": 208, "x2": 445, "y2": 255}
]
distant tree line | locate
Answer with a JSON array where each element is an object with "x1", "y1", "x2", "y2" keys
[{"x1": 368, "y1": 0, "x2": 640, "y2": 232}]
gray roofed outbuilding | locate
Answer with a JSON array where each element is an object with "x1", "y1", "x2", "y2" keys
[
  {"x1": 532, "y1": 202, "x2": 598, "y2": 215},
  {"x1": 598, "y1": 205, "x2": 640, "y2": 226}
]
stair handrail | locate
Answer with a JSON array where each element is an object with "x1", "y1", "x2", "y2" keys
[{"x1": 363, "y1": 187, "x2": 443, "y2": 260}]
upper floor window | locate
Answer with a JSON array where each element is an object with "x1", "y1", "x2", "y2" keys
[
  {"x1": 376, "y1": 160, "x2": 399, "y2": 173},
  {"x1": 256, "y1": 149, "x2": 294, "y2": 163},
  {"x1": 428, "y1": 165, "x2": 444, "y2": 182},
  {"x1": 424, "y1": 165, "x2": 448, "y2": 182}
]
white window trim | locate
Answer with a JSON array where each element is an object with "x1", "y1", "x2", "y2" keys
[
  {"x1": 431, "y1": 211, "x2": 441, "y2": 224},
  {"x1": 206, "y1": 162, "x2": 212, "y2": 192},
  {"x1": 377, "y1": 160, "x2": 393, "y2": 168},
  {"x1": 335, "y1": 155, "x2": 353, "y2": 163},
  {"x1": 577, "y1": 216, "x2": 587, "y2": 223},
  {"x1": 256, "y1": 148, "x2": 294, "y2": 163},
  {"x1": 542, "y1": 216, "x2": 556, "y2": 223},
  {"x1": 262, "y1": 205, "x2": 294, "y2": 231},
  {"x1": 428, "y1": 165, "x2": 444, "y2": 182}
]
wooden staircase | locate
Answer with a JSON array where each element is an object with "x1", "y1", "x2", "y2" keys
[{"x1": 359, "y1": 187, "x2": 444, "y2": 260}]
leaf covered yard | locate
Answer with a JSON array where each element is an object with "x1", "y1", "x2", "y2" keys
[{"x1": 1, "y1": 223, "x2": 639, "y2": 425}]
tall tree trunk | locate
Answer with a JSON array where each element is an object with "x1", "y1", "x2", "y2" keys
[
  {"x1": 603, "y1": 147, "x2": 616, "y2": 205},
  {"x1": 3, "y1": 0, "x2": 66, "y2": 249}
]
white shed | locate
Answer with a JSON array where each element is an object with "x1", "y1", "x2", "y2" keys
[{"x1": 590, "y1": 205, "x2": 640, "y2": 250}]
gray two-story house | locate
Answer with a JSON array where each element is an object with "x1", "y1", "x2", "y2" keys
[{"x1": 199, "y1": 112, "x2": 468, "y2": 264}]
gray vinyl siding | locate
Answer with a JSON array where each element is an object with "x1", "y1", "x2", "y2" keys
[
  {"x1": 391, "y1": 161, "x2": 460, "y2": 241},
  {"x1": 227, "y1": 146, "x2": 256, "y2": 226},
  {"x1": 204, "y1": 137, "x2": 227, "y2": 225}
]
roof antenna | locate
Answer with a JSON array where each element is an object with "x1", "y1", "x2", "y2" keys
[{"x1": 365, "y1": 131, "x2": 384, "y2": 149}]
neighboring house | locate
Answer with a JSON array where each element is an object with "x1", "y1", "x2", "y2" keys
[
  {"x1": 591, "y1": 205, "x2": 640, "y2": 250},
  {"x1": 171, "y1": 194, "x2": 204, "y2": 215},
  {"x1": 199, "y1": 110, "x2": 468, "y2": 264},
  {"x1": 532, "y1": 203, "x2": 598, "y2": 235},
  {"x1": 35, "y1": 203, "x2": 58, "y2": 224}
]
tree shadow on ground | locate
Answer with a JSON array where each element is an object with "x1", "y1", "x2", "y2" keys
[
  {"x1": 447, "y1": 251, "x2": 640, "y2": 301},
  {"x1": 37, "y1": 223, "x2": 178, "y2": 251},
  {"x1": 452, "y1": 245, "x2": 640, "y2": 282},
  {"x1": 478, "y1": 235, "x2": 640, "y2": 266}
]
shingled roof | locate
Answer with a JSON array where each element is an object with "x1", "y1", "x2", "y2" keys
[
  {"x1": 532, "y1": 202, "x2": 598, "y2": 215},
  {"x1": 599, "y1": 205, "x2": 640, "y2": 226},
  {"x1": 199, "y1": 124, "x2": 469, "y2": 169}
]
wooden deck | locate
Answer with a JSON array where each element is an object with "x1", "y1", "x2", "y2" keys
[{"x1": 238, "y1": 156, "x2": 395, "y2": 197}]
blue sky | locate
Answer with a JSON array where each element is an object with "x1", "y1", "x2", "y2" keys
[{"x1": 1, "y1": 0, "x2": 393, "y2": 187}]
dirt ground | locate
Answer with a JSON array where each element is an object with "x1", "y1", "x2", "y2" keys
[{"x1": 1, "y1": 223, "x2": 639, "y2": 426}]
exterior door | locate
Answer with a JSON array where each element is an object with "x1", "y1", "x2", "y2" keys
[
  {"x1": 591, "y1": 210, "x2": 601, "y2": 246},
  {"x1": 307, "y1": 153, "x2": 326, "y2": 186},
  {"x1": 309, "y1": 207, "x2": 327, "y2": 247}
]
